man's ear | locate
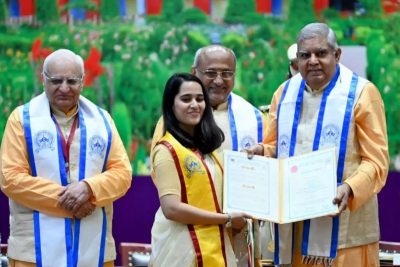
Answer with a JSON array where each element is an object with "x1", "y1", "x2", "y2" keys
[
  {"x1": 190, "y1": 67, "x2": 196, "y2": 75},
  {"x1": 334, "y1": 48, "x2": 342, "y2": 62}
]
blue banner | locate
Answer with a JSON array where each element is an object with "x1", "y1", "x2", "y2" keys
[
  {"x1": 71, "y1": 0, "x2": 86, "y2": 21},
  {"x1": 272, "y1": 0, "x2": 282, "y2": 16},
  {"x1": 9, "y1": 0, "x2": 20, "y2": 17},
  {"x1": 137, "y1": 0, "x2": 146, "y2": 16},
  {"x1": 119, "y1": 0, "x2": 127, "y2": 17}
]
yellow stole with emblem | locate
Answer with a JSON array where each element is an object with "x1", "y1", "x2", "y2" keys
[{"x1": 160, "y1": 132, "x2": 228, "y2": 267}]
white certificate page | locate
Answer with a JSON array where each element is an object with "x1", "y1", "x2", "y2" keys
[
  {"x1": 223, "y1": 150, "x2": 279, "y2": 221},
  {"x1": 280, "y1": 147, "x2": 339, "y2": 223}
]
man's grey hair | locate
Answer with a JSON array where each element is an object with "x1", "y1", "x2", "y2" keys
[
  {"x1": 297, "y1": 23, "x2": 339, "y2": 50},
  {"x1": 192, "y1": 45, "x2": 236, "y2": 68},
  {"x1": 42, "y1": 49, "x2": 85, "y2": 76}
]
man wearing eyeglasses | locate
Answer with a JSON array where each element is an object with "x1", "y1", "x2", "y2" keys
[
  {"x1": 245, "y1": 23, "x2": 388, "y2": 267},
  {"x1": 150, "y1": 45, "x2": 269, "y2": 267},
  {"x1": 193, "y1": 45, "x2": 269, "y2": 267},
  {"x1": 0, "y1": 49, "x2": 132, "y2": 267},
  {"x1": 191, "y1": 45, "x2": 266, "y2": 154}
]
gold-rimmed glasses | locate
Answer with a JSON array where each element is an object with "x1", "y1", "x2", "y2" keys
[{"x1": 196, "y1": 69, "x2": 235, "y2": 80}]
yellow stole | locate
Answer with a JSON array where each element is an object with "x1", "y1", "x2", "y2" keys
[{"x1": 160, "y1": 132, "x2": 227, "y2": 267}]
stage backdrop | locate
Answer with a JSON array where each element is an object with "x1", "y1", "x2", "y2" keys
[{"x1": 1, "y1": 173, "x2": 399, "y2": 265}]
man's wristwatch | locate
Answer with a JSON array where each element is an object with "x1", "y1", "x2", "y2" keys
[{"x1": 225, "y1": 214, "x2": 232, "y2": 228}]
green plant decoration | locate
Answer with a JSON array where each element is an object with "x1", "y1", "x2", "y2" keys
[
  {"x1": 358, "y1": 0, "x2": 384, "y2": 17},
  {"x1": 186, "y1": 31, "x2": 210, "y2": 52},
  {"x1": 248, "y1": 20, "x2": 273, "y2": 42},
  {"x1": 100, "y1": 0, "x2": 119, "y2": 21},
  {"x1": 35, "y1": 0, "x2": 60, "y2": 25},
  {"x1": 287, "y1": 0, "x2": 316, "y2": 36},
  {"x1": 180, "y1": 8, "x2": 209, "y2": 24},
  {"x1": 112, "y1": 101, "x2": 132, "y2": 153},
  {"x1": 162, "y1": 0, "x2": 184, "y2": 23},
  {"x1": 321, "y1": 8, "x2": 340, "y2": 20},
  {"x1": 0, "y1": 0, "x2": 7, "y2": 25},
  {"x1": 224, "y1": 0, "x2": 256, "y2": 24},
  {"x1": 221, "y1": 32, "x2": 246, "y2": 58}
]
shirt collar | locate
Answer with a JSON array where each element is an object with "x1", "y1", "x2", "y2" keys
[
  {"x1": 213, "y1": 100, "x2": 228, "y2": 111},
  {"x1": 51, "y1": 105, "x2": 79, "y2": 118},
  {"x1": 305, "y1": 81, "x2": 330, "y2": 94}
]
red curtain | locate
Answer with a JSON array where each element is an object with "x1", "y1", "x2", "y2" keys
[
  {"x1": 147, "y1": 0, "x2": 162, "y2": 15},
  {"x1": 19, "y1": 0, "x2": 35, "y2": 16},
  {"x1": 193, "y1": 0, "x2": 211, "y2": 14},
  {"x1": 256, "y1": 0, "x2": 272, "y2": 13},
  {"x1": 314, "y1": 0, "x2": 329, "y2": 13}
]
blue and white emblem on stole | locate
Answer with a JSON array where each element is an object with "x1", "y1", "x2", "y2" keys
[
  {"x1": 89, "y1": 135, "x2": 106, "y2": 156},
  {"x1": 35, "y1": 130, "x2": 55, "y2": 152},
  {"x1": 278, "y1": 135, "x2": 290, "y2": 157},
  {"x1": 240, "y1": 135, "x2": 256, "y2": 149},
  {"x1": 321, "y1": 124, "x2": 340, "y2": 146}
]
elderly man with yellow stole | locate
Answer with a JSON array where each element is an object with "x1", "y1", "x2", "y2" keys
[
  {"x1": 0, "y1": 49, "x2": 132, "y2": 267},
  {"x1": 246, "y1": 23, "x2": 388, "y2": 266}
]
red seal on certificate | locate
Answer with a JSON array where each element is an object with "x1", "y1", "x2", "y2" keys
[{"x1": 290, "y1": 165, "x2": 298, "y2": 173}]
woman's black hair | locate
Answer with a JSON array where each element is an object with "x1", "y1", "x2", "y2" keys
[{"x1": 162, "y1": 73, "x2": 224, "y2": 154}]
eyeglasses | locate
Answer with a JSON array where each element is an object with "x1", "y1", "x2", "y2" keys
[
  {"x1": 297, "y1": 48, "x2": 336, "y2": 61},
  {"x1": 196, "y1": 69, "x2": 235, "y2": 80},
  {"x1": 43, "y1": 72, "x2": 83, "y2": 86}
]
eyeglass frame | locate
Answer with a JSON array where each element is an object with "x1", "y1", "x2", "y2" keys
[
  {"x1": 43, "y1": 72, "x2": 84, "y2": 87},
  {"x1": 195, "y1": 68, "x2": 235, "y2": 80},
  {"x1": 296, "y1": 47, "x2": 337, "y2": 61}
]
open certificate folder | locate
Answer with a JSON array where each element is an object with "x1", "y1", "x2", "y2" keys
[{"x1": 223, "y1": 147, "x2": 339, "y2": 224}]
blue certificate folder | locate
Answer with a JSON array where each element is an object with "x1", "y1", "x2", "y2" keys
[{"x1": 223, "y1": 148, "x2": 339, "y2": 224}]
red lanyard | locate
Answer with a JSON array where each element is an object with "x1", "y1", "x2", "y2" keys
[{"x1": 52, "y1": 115, "x2": 79, "y2": 172}]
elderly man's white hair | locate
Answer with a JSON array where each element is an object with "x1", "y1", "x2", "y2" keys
[
  {"x1": 42, "y1": 49, "x2": 85, "y2": 76},
  {"x1": 192, "y1": 45, "x2": 236, "y2": 68},
  {"x1": 297, "y1": 23, "x2": 339, "y2": 50}
]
